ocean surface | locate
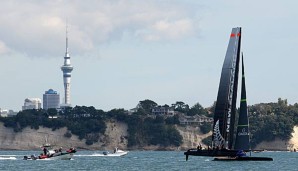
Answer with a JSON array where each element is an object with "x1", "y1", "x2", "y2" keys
[{"x1": 0, "y1": 150, "x2": 297, "y2": 171}]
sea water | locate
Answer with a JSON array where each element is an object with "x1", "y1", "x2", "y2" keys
[{"x1": 0, "y1": 151, "x2": 297, "y2": 171}]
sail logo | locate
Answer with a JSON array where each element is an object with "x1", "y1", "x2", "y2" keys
[
  {"x1": 225, "y1": 45, "x2": 239, "y2": 134},
  {"x1": 213, "y1": 120, "x2": 225, "y2": 147},
  {"x1": 238, "y1": 128, "x2": 248, "y2": 136}
]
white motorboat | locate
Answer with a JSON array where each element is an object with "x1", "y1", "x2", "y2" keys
[{"x1": 92, "y1": 147, "x2": 128, "y2": 157}]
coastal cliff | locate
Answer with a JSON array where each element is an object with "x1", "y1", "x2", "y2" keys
[
  {"x1": 0, "y1": 121, "x2": 297, "y2": 151},
  {"x1": 176, "y1": 125, "x2": 211, "y2": 150},
  {"x1": 0, "y1": 120, "x2": 128, "y2": 150},
  {"x1": 255, "y1": 126, "x2": 298, "y2": 151}
]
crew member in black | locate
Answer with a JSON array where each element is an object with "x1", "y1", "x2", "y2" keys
[{"x1": 43, "y1": 147, "x2": 47, "y2": 155}]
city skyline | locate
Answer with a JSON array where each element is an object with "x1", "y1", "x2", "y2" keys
[{"x1": 0, "y1": 1, "x2": 297, "y2": 111}]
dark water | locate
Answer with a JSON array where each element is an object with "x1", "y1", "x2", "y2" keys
[{"x1": 0, "y1": 151, "x2": 297, "y2": 171}]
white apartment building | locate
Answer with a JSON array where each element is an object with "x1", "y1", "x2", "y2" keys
[{"x1": 22, "y1": 98, "x2": 42, "y2": 110}]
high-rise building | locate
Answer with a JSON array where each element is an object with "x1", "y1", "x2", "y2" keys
[
  {"x1": 22, "y1": 98, "x2": 41, "y2": 110},
  {"x1": 43, "y1": 89, "x2": 60, "y2": 109},
  {"x1": 61, "y1": 25, "x2": 73, "y2": 106}
]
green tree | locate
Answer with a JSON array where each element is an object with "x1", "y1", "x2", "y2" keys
[
  {"x1": 187, "y1": 103, "x2": 208, "y2": 116},
  {"x1": 171, "y1": 101, "x2": 189, "y2": 113},
  {"x1": 202, "y1": 135, "x2": 212, "y2": 146},
  {"x1": 165, "y1": 115, "x2": 180, "y2": 125},
  {"x1": 200, "y1": 122, "x2": 212, "y2": 134},
  {"x1": 47, "y1": 108, "x2": 58, "y2": 118},
  {"x1": 137, "y1": 99, "x2": 158, "y2": 113}
]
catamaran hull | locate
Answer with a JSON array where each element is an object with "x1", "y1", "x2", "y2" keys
[
  {"x1": 214, "y1": 156, "x2": 273, "y2": 161},
  {"x1": 184, "y1": 149, "x2": 238, "y2": 157},
  {"x1": 184, "y1": 149, "x2": 273, "y2": 161}
]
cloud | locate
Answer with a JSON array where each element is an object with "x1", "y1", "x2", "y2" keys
[
  {"x1": 0, "y1": 40, "x2": 10, "y2": 54},
  {"x1": 0, "y1": 0, "x2": 201, "y2": 58},
  {"x1": 146, "y1": 19, "x2": 196, "y2": 41}
]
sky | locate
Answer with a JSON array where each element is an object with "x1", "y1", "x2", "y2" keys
[{"x1": 0, "y1": 0, "x2": 297, "y2": 112}]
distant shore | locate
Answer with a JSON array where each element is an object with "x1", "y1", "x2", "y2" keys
[{"x1": 0, "y1": 122, "x2": 297, "y2": 151}]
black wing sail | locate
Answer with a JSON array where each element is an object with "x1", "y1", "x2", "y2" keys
[
  {"x1": 184, "y1": 27, "x2": 245, "y2": 160},
  {"x1": 234, "y1": 54, "x2": 250, "y2": 150},
  {"x1": 212, "y1": 27, "x2": 241, "y2": 149}
]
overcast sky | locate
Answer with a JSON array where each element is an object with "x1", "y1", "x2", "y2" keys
[{"x1": 0, "y1": 0, "x2": 297, "y2": 111}]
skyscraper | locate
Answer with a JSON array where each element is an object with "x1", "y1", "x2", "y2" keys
[
  {"x1": 43, "y1": 89, "x2": 60, "y2": 109},
  {"x1": 61, "y1": 25, "x2": 73, "y2": 106}
]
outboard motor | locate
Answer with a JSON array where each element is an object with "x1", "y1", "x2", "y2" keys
[{"x1": 31, "y1": 155, "x2": 37, "y2": 160}]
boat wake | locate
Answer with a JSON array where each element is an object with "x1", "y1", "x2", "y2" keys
[
  {"x1": 0, "y1": 156, "x2": 17, "y2": 160},
  {"x1": 75, "y1": 153, "x2": 128, "y2": 157},
  {"x1": 74, "y1": 154, "x2": 95, "y2": 157}
]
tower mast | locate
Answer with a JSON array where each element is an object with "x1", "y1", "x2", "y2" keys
[{"x1": 61, "y1": 23, "x2": 73, "y2": 106}]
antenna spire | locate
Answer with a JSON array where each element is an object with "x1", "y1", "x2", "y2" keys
[{"x1": 66, "y1": 21, "x2": 69, "y2": 54}]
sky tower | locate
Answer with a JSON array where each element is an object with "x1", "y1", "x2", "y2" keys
[{"x1": 61, "y1": 25, "x2": 73, "y2": 106}]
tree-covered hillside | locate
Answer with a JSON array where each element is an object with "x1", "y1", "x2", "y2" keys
[
  {"x1": 1, "y1": 98, "x2": 297, "y2": 149},
  {"x1": 249, "y1": 98, "x2": 298, "y2": 147},
  {"x1": 0, "y1": 103, "x2": 183, "y2": 147}
]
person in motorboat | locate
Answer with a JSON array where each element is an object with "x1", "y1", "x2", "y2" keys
[
  {"x1": 43, "y1": 147, "x2": 48, "y2": 155},
  {"x1": 114, "y1": 147, "x2": 118, "y2": 153},
  {"x1": 66, "y1": 147, "x2": 76, "y2": 153}
]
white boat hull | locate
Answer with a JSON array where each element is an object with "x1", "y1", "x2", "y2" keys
[{"x1": 92, "y1": 151, "x2": 128, "y2": 157}]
